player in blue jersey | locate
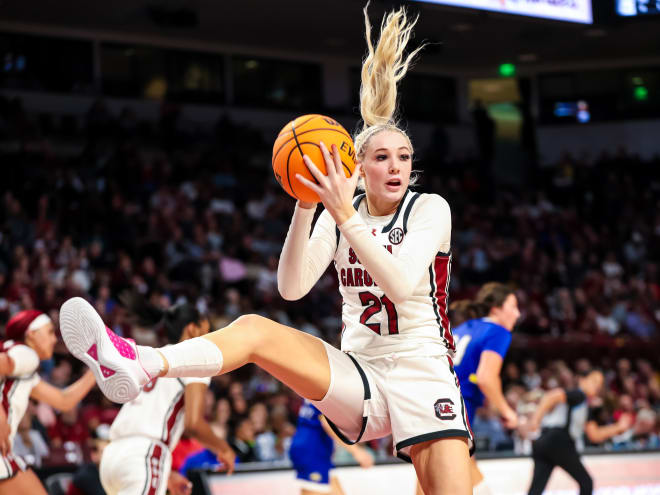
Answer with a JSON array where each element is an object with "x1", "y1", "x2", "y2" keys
[
  {"x1": 452, "y1": 283, "x2": 521, "y2": 495},
  {"x1": 290, "y1": 400, "x2": 374, "y2": 495}
]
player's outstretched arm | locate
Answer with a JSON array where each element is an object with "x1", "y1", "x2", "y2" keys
[
  {"x1": 29, "y1": 369, "x2": 96, "y2": 412},
  {"x1": 182, "y1": 382, "x2": 236, "y2": 474}
]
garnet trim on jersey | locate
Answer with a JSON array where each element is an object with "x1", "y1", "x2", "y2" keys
[
  {"x1": 447, "y1": 356, "x2": 475, "y2": 444},
  {"x1": 0, "y1": 452, "x2": 27, "y2": 480},
  {"x1": 1, "y1": 378, "x2": 16, "y2": 417},
  {"x1": 161, "y1": 379, "x2": 185, "y2": 446},
  {"x1": 142, "y1": 442, "x2": 165, "y2": 495},
  {"x1": 323, "y1": 354, "x2": 371, "y2": 445},
  {"x1": 429, "y1": 252, "x2": 454, "y2": 352}
]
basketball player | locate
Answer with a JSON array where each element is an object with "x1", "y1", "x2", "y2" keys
[
  {"x1": 0, "y1": 310, "x2": 96, "y2": 494},
  {"x1": 290, "y1": 399, "x2": 373, "y2": 495},
  {"x1": 452, "y1": 283, "x2": 520, "y2": 495},
  {"x1": 526, "y1": 370, "x2": 632, "y2": 495},
  {"x1": 99, "y1": 294, "x2": 235, "y2": 495},
  {"x1": 59, "y1": 4, "x2": 473, "y2": 493}
]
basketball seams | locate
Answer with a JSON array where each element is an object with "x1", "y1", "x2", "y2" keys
[
  {"x1": 273, "y1": 128, "x2": 353, "y2": 164},
  {"x1": 285, "y1": 146, "x2": 301, "y2": 200},
  {"x1": 277, "y1": 114, "x2": 319, "y2": 137},
  {"x1": 273, "y1": 114, "x2": 356, "y2": 203},
  {"x1": 296, "y1": 141, "x2": 353, "y2": 177}
]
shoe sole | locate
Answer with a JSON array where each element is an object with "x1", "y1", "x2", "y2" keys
[{"x1": 59, "y1": 297, "x2": 141, "y2": 404}]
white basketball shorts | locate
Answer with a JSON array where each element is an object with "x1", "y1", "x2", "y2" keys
[
  {"x1": 312, "y1": 341, "x2": 474, "y2": 461},
  {"x1": 100, "y1": 437, "x2": 172, "y2": 495}
]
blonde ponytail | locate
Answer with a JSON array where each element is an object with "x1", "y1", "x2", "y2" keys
[{"x1": 354, "y1": 2, "x2": 424, "y2": 160}]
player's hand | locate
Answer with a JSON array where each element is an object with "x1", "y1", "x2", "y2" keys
[
  {"x1": 296, "y1": 141, "x2": 362, "y2": 226},
  {"x1": 354, "y1": 447, "x2": 375, "y2": 468},
  {"x1": 215, "y1": 442, "x2": 236, "y2": 475},
  {"x1": 502, "y1": 408, "x2": 519, "y2": 429},
  {"x1": 616, "y1": 413, "x2": 633, "y2": 433},
  {"x1": 167, "y1": 471, "x2": 192, "y2": 495}
]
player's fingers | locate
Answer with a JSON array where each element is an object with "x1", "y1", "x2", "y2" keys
[
  {"x1": 303, "y1": 155, "x2": 328, "y2": 186},
  {"x1": 319, "y1": 142, "x2": 336, "y2": 179},
  {"x1": 349, "y1": 163, "x2": 362, "y2": 187},
  {"x1": 296, "y1": 174, "x2": 324, "y2": 196},
  {"x1": 330, "y1": 143, "x2": 343, "y2": 177}
]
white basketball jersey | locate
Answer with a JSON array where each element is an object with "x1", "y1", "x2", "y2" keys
[
  {"x1": 334, "y1": 190, "x2": 454, "y2": 358},
  {"x1": 0, "y1": 342, "x2": 41, "y2": 446},
  {"x1": 109, "y1": 371, "x2": 210, "y2": 450}
]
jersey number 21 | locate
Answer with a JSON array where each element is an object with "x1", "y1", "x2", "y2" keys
[{"x1": 359, "y1": 291, "x2": 399, "y2": 335}]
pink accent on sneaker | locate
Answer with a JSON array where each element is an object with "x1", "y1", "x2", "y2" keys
[
  {"x1": 105, "y1": 327, "x2": 136, "y2": 360},
  {"x1": 87, "y1": 344, "x2": 98, "y2": 361},
  {"x1": 100, "y1": 365, "x2": 116, "y2": 378}
]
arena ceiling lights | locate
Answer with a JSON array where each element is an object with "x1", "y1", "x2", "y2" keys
[{"x1": 411, "y1": 0, "x2": 593, "y2": 24}]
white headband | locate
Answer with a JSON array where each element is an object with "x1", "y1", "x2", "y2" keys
[{"x1": 27, "y1": 313, "x2": 52, "y2": 332}]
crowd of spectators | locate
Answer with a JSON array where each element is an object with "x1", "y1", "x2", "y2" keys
[{"x1": 1, "y1": 94, "x2": 659, "y2": 478}]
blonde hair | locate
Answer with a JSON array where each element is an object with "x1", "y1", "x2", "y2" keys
[{"x1": 354, "y1": 2, "x2": 424, "y2": 160}]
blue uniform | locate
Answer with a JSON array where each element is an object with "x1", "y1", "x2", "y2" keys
[
  {"x1": 453, "y1": 318, "x2": 512, "y2": 424},
  {"x1": 289, "y1": 400, "x2": 335, "y2": 489}
]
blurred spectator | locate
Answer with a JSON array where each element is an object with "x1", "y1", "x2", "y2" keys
[
  {"x1": 228, "y1": 417, "x2": 257, "y2": 463},
  {"x1": 13, "y1": 407, "x2": 49, "y2": 468}
]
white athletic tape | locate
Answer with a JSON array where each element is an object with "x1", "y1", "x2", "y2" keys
[{"x1": 159, "y1": 337, "x2": 223, "y2": 378}]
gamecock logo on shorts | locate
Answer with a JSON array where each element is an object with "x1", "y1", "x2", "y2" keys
[
  {"x1": 388, "y1": 227, "x2": 404, "y2": 245},
  {"x1": 434, "y1": 398, "x2": 456, "y2": 421}
]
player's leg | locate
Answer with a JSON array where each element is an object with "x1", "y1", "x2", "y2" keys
[
  {"x1": 60, "y1": 297, "x2": 332, "y2": 403},
  {"x1": 0, "y1": 469, "x2": 48, "y2": 495},
  {"x1": 411, "y1": 437, "x2": 471, "y2": 495},
  {"x1": 201, "y1": 314, "x2": 331, "y2": 400},
  {"x1": 60, "y1": 298, "x2": 366, "y2": 441},
  {"x1": 554, "y1": 450, "x2": 593, "y2": 495},
  {"x1": 292, "y1": 459, "x2": 333, "y2": 495},
  {"x1": 471, "y1": 457, "x2": 493, "y2": 494},
  {"x1": 389, "y1": 356, "x2": 472, "y2": 495},
  {"x1": 526, "y1": 456, "x2": 555, "y2": 495},
  {"x1": 329, "y1": 475, "x2": 346, "y2": 495}
]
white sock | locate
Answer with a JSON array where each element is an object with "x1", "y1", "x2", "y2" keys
[
  {"x1": 158, "y1": 337, "x2": 224, "y2": 378},
  {"x1": 473, "y1": 480, "x2": 493, "y2": 495},
  {"x1": 136, "y1": 345, "x2": 165, "y2": 379}
]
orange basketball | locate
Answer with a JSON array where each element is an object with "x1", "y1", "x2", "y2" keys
[{"x1": 272, "y1": 114, "x2": 356, "y2": 203}]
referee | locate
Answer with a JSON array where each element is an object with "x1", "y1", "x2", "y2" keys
[{"x1": 526, "y1": 370, "x2": 632, "y2": 495}]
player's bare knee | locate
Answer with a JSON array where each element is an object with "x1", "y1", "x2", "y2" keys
[{"x1": 230, "y1": 314, "x2": 273, "y2": 347}]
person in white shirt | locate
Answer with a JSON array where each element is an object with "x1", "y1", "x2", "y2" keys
[
  {"x1": 99, "y1": 294, "x2": 235, "y2": 495},
  {"x1": 0, "y1": 310, "x2": 95, "y2": 494},
  {"x1": 59, "y1": 4, "x2": 472, "y2": 493}
]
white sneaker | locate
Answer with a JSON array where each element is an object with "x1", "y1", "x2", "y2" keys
[{"x1": 59, "y1": 297, "x2": 151, "y2": 403}]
